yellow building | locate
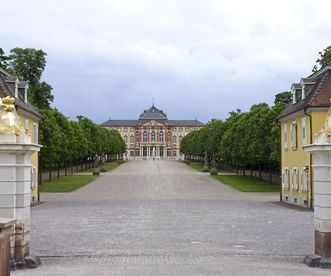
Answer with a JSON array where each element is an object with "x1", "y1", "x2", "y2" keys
[
  {"x1": 0, "y1": 68, "x2": 42, "y2": 203},
  {"x1": 277, "y1": 65, "x2": 331, "y2": 209}
]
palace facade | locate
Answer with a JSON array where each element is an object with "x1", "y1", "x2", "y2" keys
[
  {"x1": 101, "y1": 105, "x2": 204, "y2": 159},
  {"x1": 277, "y1": 65, "x2": 331, "y2": 209}
]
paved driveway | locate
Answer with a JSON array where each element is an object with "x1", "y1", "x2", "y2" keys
[{"x1": 14, "y1": 161, "x2": 328, "y2": 275}]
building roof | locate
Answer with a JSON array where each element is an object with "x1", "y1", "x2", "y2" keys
[
  {"x1": 0, "y1": 68, "x2": 41, "y2": 119},
  {"x1": 139, "y1": 105, "x2": 168, "y2": 120},
  {"x1": 277, "y1": 66, "x2": 331, "y2": 120},
  {"x1": 101, "y1": 120, "x2": 139, "y2": 126},
  {"x1": 167, "y1": 120, "x2": 204, "y2": 126},
  {"x1": 101, "y1": 105, "x2": 205, "y2": 127}
]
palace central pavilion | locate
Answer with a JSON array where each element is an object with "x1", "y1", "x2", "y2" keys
[{"x1": 101, "y1": 105, "x2": 204, "y2": 159}]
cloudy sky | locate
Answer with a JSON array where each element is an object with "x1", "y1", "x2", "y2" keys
[{"x1": 1, "y1": 0, "x2": 330, "y2": 123}]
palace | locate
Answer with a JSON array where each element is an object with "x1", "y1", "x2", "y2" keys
[{"x1": 101, "y1": 105, "x2": 204, "y2": 159}]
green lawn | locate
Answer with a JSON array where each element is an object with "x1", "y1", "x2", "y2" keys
[
  {"x1": 188, "y1": 162, "x2": 205, "y2": 172},
  {"x1": 213, "y1": 175, "x2": 280, "y2": 192},
  {"x1": 186, "y1": 162, "x2": 229, "y2": 173},
  {"x1": 82, "y1": 162, "x2": 120, "y2": 173},
  {"x1": 103, "y1": 162, "x2": 120, "y2": 171},
  {"x1": 39, "y1": 175, "x2": 99, "y2": 192}
]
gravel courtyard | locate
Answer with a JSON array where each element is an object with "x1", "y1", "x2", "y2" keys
[{"x1": 13, "y1": 160, "x2": 329, "y2": 275}]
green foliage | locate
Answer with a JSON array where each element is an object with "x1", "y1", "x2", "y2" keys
[
  {"x1": 8, "y1": 48, "x2": 46, "y2": 84},
  {"x1": 180, "y1": 93, "x2": 290, "y2": 171},
  {"x1": 28, "y1": 82, "x2": 54, "y2": 109},
  {"x1": 1, "y1": 47, "x2": 54, "y2": 109},
  {"x1": 274, "y1": 91, "x2": 292, "y2": 108},
  {"x1": 0, "y1": 48, "x2": 10, "y2": 70},
  {"x1": 40, "y1": 110, "x2": 126, "y2": 167},
  {"x1": 316, "y1": 45, "x2": 331, "y2": 69}
]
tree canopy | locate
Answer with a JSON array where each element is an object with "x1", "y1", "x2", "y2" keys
[{"x1": 180, "y1": 92, "x2": 290, "y2": 171}]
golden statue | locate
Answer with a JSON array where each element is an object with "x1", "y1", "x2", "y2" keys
[{"x1": 0, "y1": 96, "x2": 24, "y2": 136}]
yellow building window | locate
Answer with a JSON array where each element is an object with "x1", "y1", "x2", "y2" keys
[
  {"x1": 301, "y1": 167, "x2": 309, "y2": 192},
  {"x1": 291, "y1": 122, "x2": 297, "y2": 149},
  {"x1": 283, "y1": 124, "x2": 288, "y2": 149},
  {"x1": 292, "y1": 168, "x2": 298, "y2": 191},
  {"x1": 301, "y1": 117, "x2": 307, "y2": 146},
  {"x1": 282, "y1": 168, "x2": 289, "y2": 190}
]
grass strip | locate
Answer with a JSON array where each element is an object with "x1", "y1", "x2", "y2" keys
[
  {"x1": 213, "y1": 175, "x2": 280, "y2": 192},
  {"x1": 39, "y1": 175, "x2": 99, "y2": 192}
]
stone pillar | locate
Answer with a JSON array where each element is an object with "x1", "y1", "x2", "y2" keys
[
  {"x1": 304, "y1": 104, "x2": 331, "y2": 268},
  {"x1": 0, "y1": 133, "x2": 41, "y2": 263},
  {"x1": 0, "y1": 217, "x2": 16, "y2": 276},
  {"x1": 0, "y1": 97, "x2": 41, "y2": 266}
]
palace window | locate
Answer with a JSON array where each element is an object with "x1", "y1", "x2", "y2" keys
[
  {"x1": 283, "y1": 124, "x2": 288, "y2": 149},
  {"x1": 172, "y1": 135, "x2": 177, "y2": 143},
  {"x1": 143, "y1": 131, "x2": 147, "y2": 142},
  {"x1": 302, "y1": 117, "x2": 306, "y2": 146},
  {"x1": 292, "y1": 168, "x2": 298, "y2": 191},
  {"x1": 179, "y1": 135, "x2": 183, "y2": 143},
  {"x1": 282, "y1": 168, "x2": 289, "y2": 190},
  {"x1": 172, "y1": 150, "x2": 177, "y2": 156},
  {"x1": 124, "y1": 135, "x2": 128, "y2": 143},
  {"x1": 159, "y1": 131, "x2": 164, "y2": 142},
  {"x1": 124, "y1": 127, "x2": 128, "y2": 132},
  {"x1": 291, "y1": 122, "x2": 297, "y2": 149},
  {"x1": 151, "y1": 131, "x2": 156, "y2": 142},
  {"x1": 179, "y1": 127, "x2": 183, "y2": 132},
  {"x1": 130, "y1": 135, "x2": 134, "y2": 143},
  {"x1": 136, "y1": 131, "x2": 139, "y2": 141},
  {"x1": 301, "y1": 167, "x2": 309, "y2": 192}
]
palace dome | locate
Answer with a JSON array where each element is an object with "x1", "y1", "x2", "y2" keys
[{"x1": 138, "y1": 105, "x2": 168, "y2": 120}]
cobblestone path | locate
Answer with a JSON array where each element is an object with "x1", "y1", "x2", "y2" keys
[{"x1": 13, "y1": 161, "x2": 328, "y2": 275}]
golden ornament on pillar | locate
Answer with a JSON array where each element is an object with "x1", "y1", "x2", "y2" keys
[{"x1": 0, "y1": 96, "x2": 24, "y2": 135}]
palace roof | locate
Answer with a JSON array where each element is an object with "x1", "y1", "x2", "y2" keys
[
  {"x1": 277, "y1": 65, "x2": 331, "y2": 120},
  {"x1": 101, "y1": 105, "x2": 204, "y2": 127},
  {"x1": 139, "y1": 105, "x2": 168, "y2": 120}
]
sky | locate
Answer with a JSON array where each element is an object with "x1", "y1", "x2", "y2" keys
[{"x1": 1, "y1": 0, "x2": 331, "y2": 123}]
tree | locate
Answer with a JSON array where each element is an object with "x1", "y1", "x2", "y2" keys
[
  {"x1": 7, "y1": 47, "x2": 54, "y2": 109},
  {"x1": 0, "y1": 48, "x2": 10, "y2": 70},
  {"x1": 316, "y1": 45, "x2": 331, "y2": 69},
  {"x1": 274, "y1": 91, "x2": 292, "y2": 108},
  {"x1": 28, "y1": 82, "x2": 54, "y2": 109},
  {"x1": 8, "y1": 48, "x2": 46, "y2": 84}
]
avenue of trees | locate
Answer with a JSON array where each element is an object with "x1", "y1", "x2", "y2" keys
[
  {"x1": 0, "y1": 47, "x2": 126, "y2": 174},
  {"x1": 181, "y1": 45, "x2": 331, "y2": 180},
  {"x1": 180, "y1": 92, "x2": 291, "y2": 179}
]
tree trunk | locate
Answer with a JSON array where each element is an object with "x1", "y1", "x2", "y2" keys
[
  {"x1": 259, "y1": 165, "x2": 262, "y2": 180},
  {"x1": 250, "y1": 165, "x2": 253, "y2": 178},
  {"x1": 49, "y1": 163, "x2": 52, "y2": 181},
  {"x1": 269, "y1": 166, "x2": 272, "y2": 184}
]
